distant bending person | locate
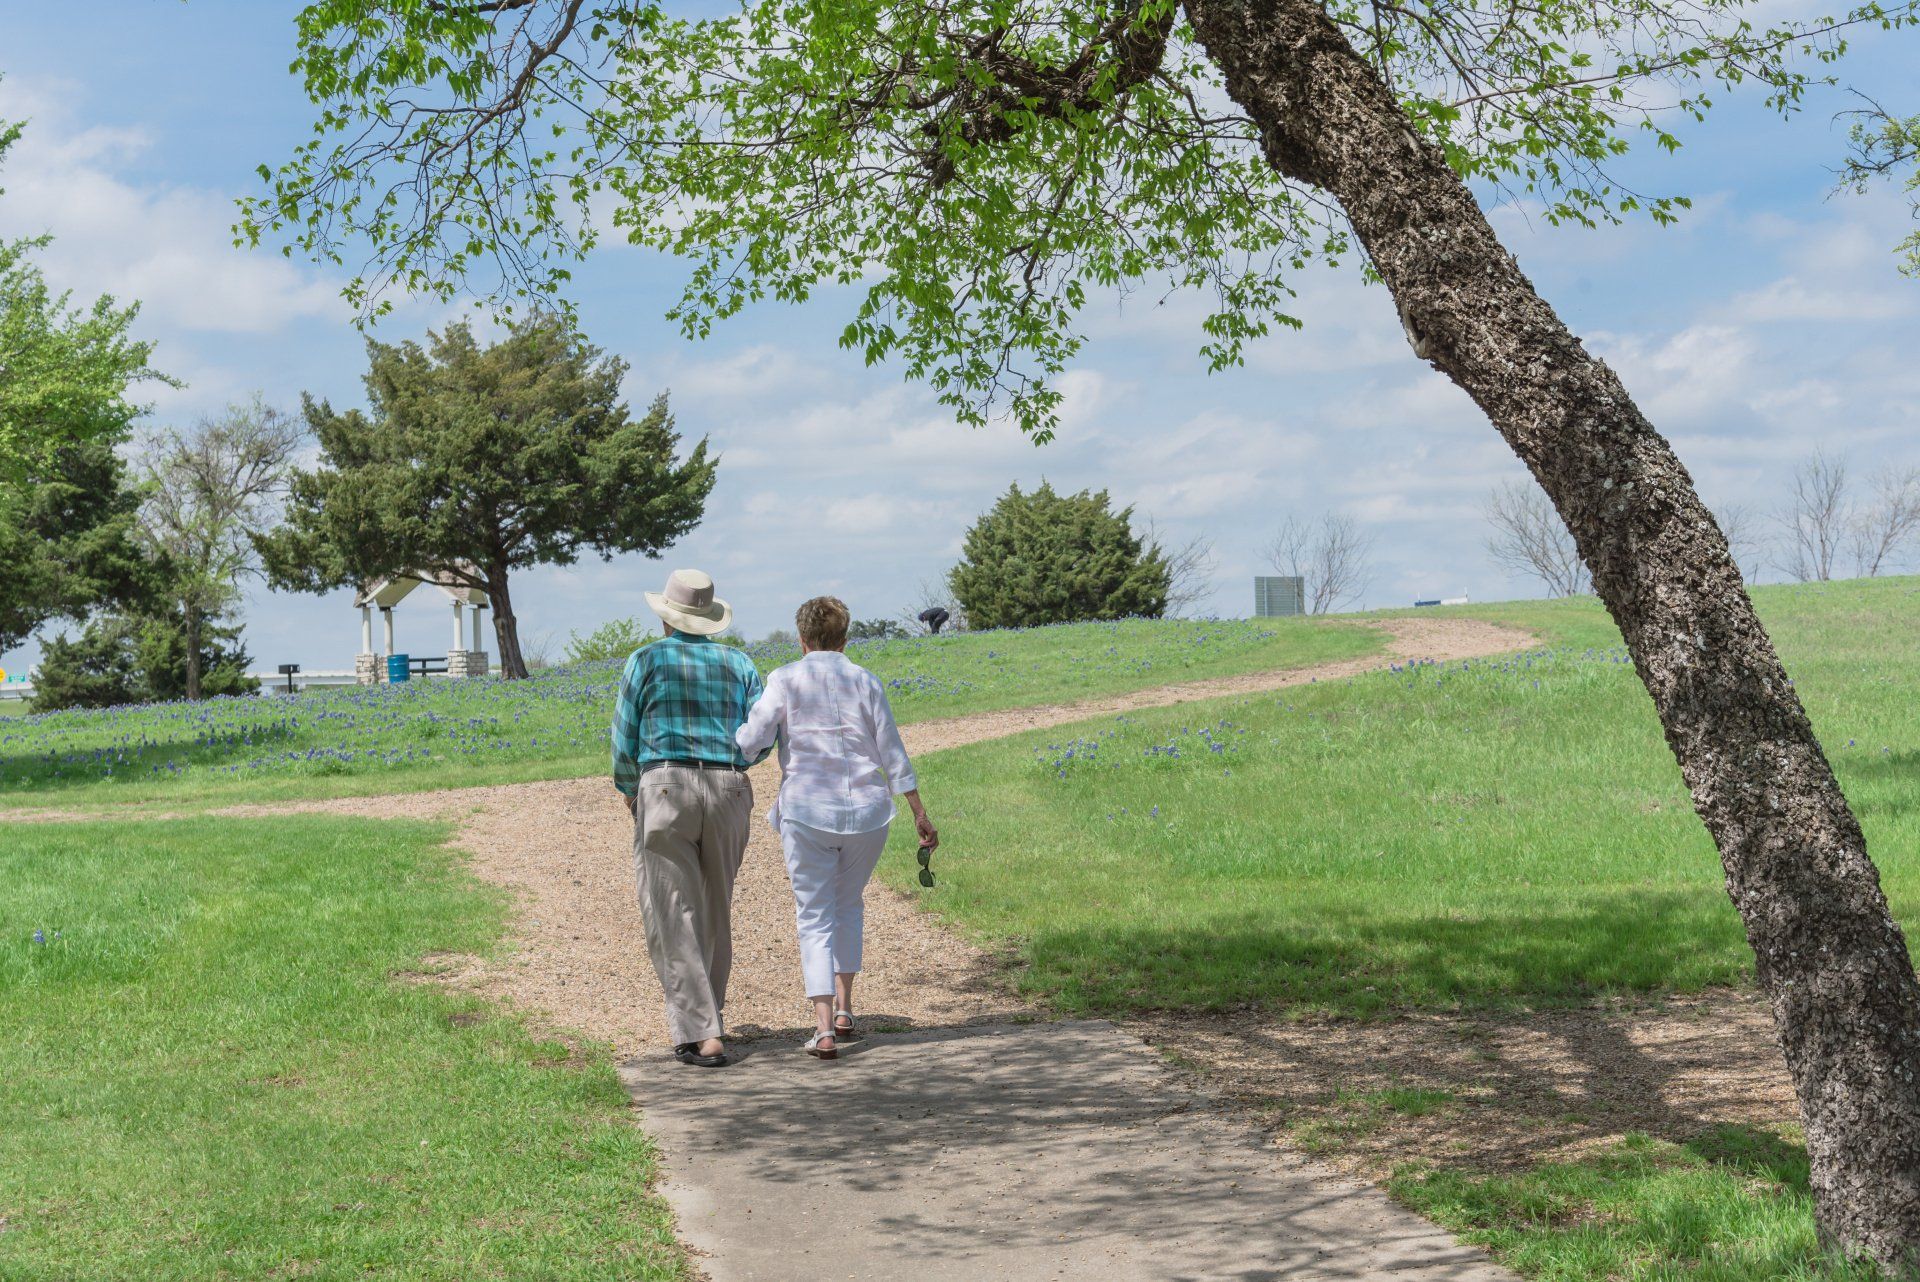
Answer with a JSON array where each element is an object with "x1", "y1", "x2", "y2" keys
[
  {"x1": 611, "y1": 568, "x2": 770, "y2": 1069},
  {"x1": 737, "y1": 595, "x2": 939, "y2": 1059},
  {"x1": 918, "y1": 605, "x2": 950, "y2": 635}
]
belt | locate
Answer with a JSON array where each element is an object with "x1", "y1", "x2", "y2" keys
[{"x1": 641, "y1": 758, "x2": 748, "y2": 775}]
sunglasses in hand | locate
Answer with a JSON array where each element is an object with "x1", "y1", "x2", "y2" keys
[{"x1": 917, "y1": 844, "x2": 936, "y2": 888}]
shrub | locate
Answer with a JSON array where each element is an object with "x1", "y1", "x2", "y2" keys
[
  {"x1": 32, "y1": 611, "x2": 258, "y2": 712},
  {"x1": 849, "y1": 618, "x2": 907, "y2": 642},
  {"x1": 562, "y1": 617, "x2": 655, "y2": 665},
  {"x1": 949, "y1": 481, "x2": 1170, "y2": 629}
]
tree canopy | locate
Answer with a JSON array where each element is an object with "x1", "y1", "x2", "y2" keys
[
  {"x1": 137, "y1": 399, "x2": 304, "y2": 700},
  {"x1": 1839, "y1": 99, "x2": 1920, "y2": 275},
  {"x1": 248, "y1": 0, "x2": 1912, "y2": 439},
  {"x1": 0, "y1": 437, "x2": 152, "y2": 654},
  {"x1": 32, "y1": 611, "x2": 258, "y2": 713},
  {"x1": 0, "y1": 111, "x2": 166, "y2": 484},
  {"x1": 257, "y1": 313, "x2": 717, "y2": 678},
  {"x1": 950, "y1": 482, "x2": 1169, "y2": 628}
]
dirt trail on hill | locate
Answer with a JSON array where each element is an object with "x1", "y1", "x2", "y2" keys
[{"x1": 181, "y1": 615, "x2": 1530, "y2": 1054}]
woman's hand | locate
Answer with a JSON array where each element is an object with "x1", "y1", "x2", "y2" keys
[{"x1": 904, "y1": 788, "x2": 938, "y2": 851}]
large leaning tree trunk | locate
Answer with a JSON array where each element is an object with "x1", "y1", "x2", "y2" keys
[
  {"x1": 1184, "y1": 0, "x2": 1920, "y2": 1265},
  {"x1": 484, "y1": 566, "x2": 530, "y2": 681}
]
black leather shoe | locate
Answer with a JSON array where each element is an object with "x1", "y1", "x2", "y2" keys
[{"x1": 672, "y1": 1042, "x2": 729, "y2": 1068}]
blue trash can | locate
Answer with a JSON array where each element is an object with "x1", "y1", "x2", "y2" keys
[{"x1": 387, "y1": 653, "x2": 411, "y2": 683}]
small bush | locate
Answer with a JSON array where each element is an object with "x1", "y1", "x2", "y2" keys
[
  {"x1": 850, "y1": 618, "x2": 907, "y2": 641},
  {"x1": 562, "y1": 617, "x2": 655, "y2": 665}
]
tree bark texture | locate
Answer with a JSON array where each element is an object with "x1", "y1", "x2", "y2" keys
[
  {"x1": 487, "y1": 570, "x2": 529, "y2": 680},
  {"x1": 1180, "y1": 0, "x2": 1920, "y2": 1268},
  {"x1": 185, "y1": 605, "x2": 203, "y2": 703}
]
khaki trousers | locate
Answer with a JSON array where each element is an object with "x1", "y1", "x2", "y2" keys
[{"x1": 632, "y1": 765, "x2": 754, "y2": 1046}]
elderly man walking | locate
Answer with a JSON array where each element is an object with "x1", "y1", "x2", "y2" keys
[{"x1": 612, "y1": 569, "x2": 769, "y2": 1068}]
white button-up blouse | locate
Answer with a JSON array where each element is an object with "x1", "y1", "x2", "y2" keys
[{"x1": 735, "y1": 650, "x2": 918, "y2": 834}]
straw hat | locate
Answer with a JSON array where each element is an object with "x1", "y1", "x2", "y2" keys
[{"x1": 645, "y1": 568, "x2": 732, "y2": 636}]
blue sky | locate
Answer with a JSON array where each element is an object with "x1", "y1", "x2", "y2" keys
[{"x1": 2, "y1": 2, "x2": 1917, "y2": 673}]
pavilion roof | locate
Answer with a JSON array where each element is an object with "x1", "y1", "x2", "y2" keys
[{"x1": 354, "y1": 566, "x2": 490, "y2": 609}]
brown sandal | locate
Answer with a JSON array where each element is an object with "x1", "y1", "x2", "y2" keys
[
  {"x1": 803, "y1": 1032, "x2": 838, "y2": 1060},
  {"x1": 832, "y1": 1010, "x2": 859, "y2": 1042}
]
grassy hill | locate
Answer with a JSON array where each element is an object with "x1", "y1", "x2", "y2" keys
[
  {"x1": 869, "y1": 577, "x2": 1918, "y2": 1282},
  {"x1": 887, "y1": 576, "x2": 1920, "y2": 1015},
  {"x1": 0, "y1": 615, "x2": 1377, "y2": 808}
]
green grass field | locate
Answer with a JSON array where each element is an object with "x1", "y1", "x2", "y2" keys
[
  {"x1": 886, "y1": 579, "x2": 1920, "y2": 1015},
  {"x1": 7, "y1": 579, "x2": 1912, "y2": 1280},
  {"x1": 0, "y1": 616, "x2": 1377, "y2": 809},
  {"x1": 873, "y1": 576, "x2": 1920, "y2": 1281},
  {"x1": 1390, "y1": 1127, "x2": 1880, "y2": 1282},
  {"x1": 0, "y1": 816, "x2": 684, "y2": 1280}
]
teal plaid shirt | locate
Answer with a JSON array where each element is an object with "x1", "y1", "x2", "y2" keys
[{"x1": 611, "y1": 634, "x2": 768, "y2": 796}]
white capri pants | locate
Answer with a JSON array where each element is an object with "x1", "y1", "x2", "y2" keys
[{"x1": 780, "y1": 819, "x2": 891, "y2": 999}]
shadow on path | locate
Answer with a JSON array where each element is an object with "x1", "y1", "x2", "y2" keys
[{"x1": 623, "y1": 1021, "x2": 1516, "y2": 1281}]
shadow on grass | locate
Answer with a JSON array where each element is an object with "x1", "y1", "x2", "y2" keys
[
  {"x1": 1024, "y1": 889, "x2": 1743, "y2": 1016},
  {"x1": 1685, "y1": 1122, "x2": 1810, "y2": 1188},
  {"x1": 1387, "y1": 1124, "x2": 1882, "y2": 1282}
]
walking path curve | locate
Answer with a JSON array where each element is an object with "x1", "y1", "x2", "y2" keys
[
  {"x1": 14, "y1": 615, "x2": 1537, "y2": 1280},
  {"x1": 212, "y1": 615, "x2": 1537, "y2": 1055}
]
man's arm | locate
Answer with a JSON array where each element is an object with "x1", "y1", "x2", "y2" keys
[
  {"x1": 735, "y1": 666, "x2": 781, "y2": 763},
  {"x1": 735, "y1": 661, "x2": 774, "y2": 766},
  {"x1": 611, "y1": 651, "x2": 645, "y2": 804}
]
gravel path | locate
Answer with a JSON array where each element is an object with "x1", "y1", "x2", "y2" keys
[{"x1": 203, "y1": 615, "x2": 1534, "y2": 1054}]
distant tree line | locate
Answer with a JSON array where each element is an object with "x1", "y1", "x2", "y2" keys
[{"x1": 1487, "y1": 453, "x2": 1920, "y2": 598}]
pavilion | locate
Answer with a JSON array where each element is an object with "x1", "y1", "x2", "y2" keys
[{"x1": 353, "y1": 568, "x2": 491, "y2": 683}]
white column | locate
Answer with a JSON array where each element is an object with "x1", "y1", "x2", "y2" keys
[
  {"x1": 360, "y1": 605, "x2": 372, "y2": 655},
  {"x1": 472, "y1": 604, "x2": 486, "y2": 652},
  {"x1": 382, "y1": 607, "x2": 395, "y2": 656},
  {"x1": 452, "y1": 600, "x2": 465, "y2": 654}
]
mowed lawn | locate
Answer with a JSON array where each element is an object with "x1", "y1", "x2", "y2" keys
[
  {"x1": 880, "y1": 576, "x2": 1918, "y2": 1281},
  {"x1": 0, "y1": 616, "x2": 1379, "y2": 810},
  {"x1": 0, "y1": 818, "x2": 683, "y2": 1280},
  {"x1": 889, "y1": 578, "x2": 1920, "y2": 1015}
]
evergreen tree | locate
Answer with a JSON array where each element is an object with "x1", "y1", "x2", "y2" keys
[
  {"x1": 31, "y1": 610, "x2": 258, "y2": 713},
  {"x1": 0, "y1": 438, "x2": 152, "y2": 653},
  {"x1": 30, "y1": 616, "x2": 144, "y2": 712},
  {"x1": 949, "y1": 483, "x2": 1169, "y2": 629},
  {"x1": 135, "y1": 610, "x2": 259, "y2": 702},
  {"x1": 257, "y1": 314, "x2": 716, "y2": 679}
]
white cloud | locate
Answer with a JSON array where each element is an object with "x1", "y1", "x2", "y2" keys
[
  {"x1": 1731, "y1": 276, "x2": 1913, "y2": 323},
  {"x1": 0, "y1": 75, "x2": 346, "y2": 336}
]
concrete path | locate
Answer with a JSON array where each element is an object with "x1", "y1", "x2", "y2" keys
[{"x1": 623, "y1": 1022, "x2": 1517, "y2": 1281}]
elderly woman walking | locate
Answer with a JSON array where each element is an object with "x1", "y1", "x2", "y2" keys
[{"x1": 736, "y1": 596, "x2": 938, "y2": 1059}]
